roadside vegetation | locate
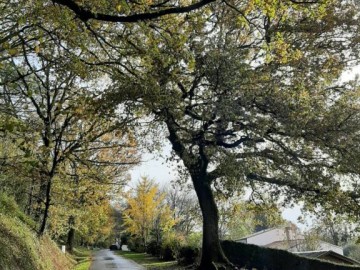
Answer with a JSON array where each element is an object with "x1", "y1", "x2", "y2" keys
[
  {"x1": 72, "y1": 248, "x2": 92, "y2": 270},
  {"x1": 116, "y1": 250, "x2": 177, "y2": 269},
  {"x1": 0, "y1": 193, "x2": 74, "y2": 270}
]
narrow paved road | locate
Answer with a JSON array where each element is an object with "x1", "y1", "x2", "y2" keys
[{"x1": 90, "y1": 249, "x2": 145, "y2": 270}]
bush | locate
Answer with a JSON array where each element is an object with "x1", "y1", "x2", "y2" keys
[
  {"x1": 109, "y1": 244, "x2": 118, "y2": 251},
  {"x1": 146, "y1": 240, "x2": 161, "y2": 257},
  {"x1": 121, "y1": 233, "x2": 130, "y2": 246},
  {"x1": 161, "y1": 244, "x2": 174, "y2": 260},
  {"x1": 127, "y1": 237, "x2": 145, "y2": 253},
  {"x1": 221, "y1": 240, "x2": 360, "y2": 270},
  {"x1": 186, "y1": 232, "x2": 202, "y2": 248},
  {"x1": 160, "y1": 235, "x2": 182, "y2": 261},
  {"x1": 177, "y1": 245, "x2": 200, "y2": 266}
]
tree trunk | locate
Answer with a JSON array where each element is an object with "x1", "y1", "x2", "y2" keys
[
  {"x1": 26, "y1": 178, "x2": 36, "y2": 216},
  {"x1": 192, "y1": 174, "x2": 230, "y2": 270},
  {"x1": 34, "y1": 178, "x2": 47, "y2": 223},
  {"x1": 38, "y1": 178, "x2": 52, "y2": 235},
  {"x1": 67, "y1": 216, "x2": 75, "y2": 252}
]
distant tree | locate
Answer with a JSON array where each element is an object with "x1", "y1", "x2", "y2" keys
[
  {"x1": 299, "y1": 230, "x2": 321, "y2": 252},
  {"x1": 48, "y1": 150, "x2": 134, "y2": 251},
  {"x1": 165, "y1": 186, "x2": 201, "y2": 236},
  {"x1": 123, "y1": 177, "x2": 176, "y2": 248},
  {"x1": 344, "y1": 244, "x2": 360, "y2": 262},
  {"x1": 218, "y1": 198, "x2": 285, "y2": 240},
  {"x1": 309, "y1": 213, "x2": 356, "y2": 246}
]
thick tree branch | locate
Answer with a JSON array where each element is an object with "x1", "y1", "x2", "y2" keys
[
  {"x1": 247, "y1": 173, "x2": 321, "y2": 194},
  {"x1": 52, "y1": 0, "x2": 215, "y2": 22},
  {"x1": 215, "y1": 136, "x2": 264, "y2": 148}
]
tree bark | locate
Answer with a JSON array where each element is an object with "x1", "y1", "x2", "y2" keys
[
  {"x1": 165, "y1": 119, "x2": 231, "y2": 268},
  {"x1": 192, "y1": 174, "x2": 230, "y2": 269},
  {"x1": 67, "y1": 216, "x2": 76, "y2": 252},
  {"x1": 26, "y1": 178, "x2": 36, "y2": 216},
  {"x1": 38, "y1": 177, "x2": 52, "y2": 235}
]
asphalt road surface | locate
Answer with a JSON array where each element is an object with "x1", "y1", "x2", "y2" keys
[{"x1": 90, "y1": 249, "x2": 145, "y2": 270}]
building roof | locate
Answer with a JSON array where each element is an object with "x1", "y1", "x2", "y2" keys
[
  {"x1": 235, "y1": 223, "x2": 301, "y2": 242},
  {"x1": 235, "y1": 227, "x2": 280, "y2": 242},
  {"x1": 295, "y1": 250, "x2": 360, "y2": 266},
  {"x1": 264, "y1": 240, "x2": 301, "y2": 250}
]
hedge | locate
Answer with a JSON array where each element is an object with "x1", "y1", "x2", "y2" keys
[{"x1": 221, "y1": 240, "x2": 360, "y2": 270}]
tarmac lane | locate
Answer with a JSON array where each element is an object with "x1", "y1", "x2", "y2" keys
[{"x1": 90, "y1": 249, "x2": 145, "y2": 270}]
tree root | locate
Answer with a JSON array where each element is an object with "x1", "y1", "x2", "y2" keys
[{"x1": 196, "y1": 261, "x2": 239, "y2": 270}]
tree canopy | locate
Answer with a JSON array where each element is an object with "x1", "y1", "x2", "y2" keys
[
  {"x1": 2, "y1": 0, "x2": 360, "y2": 269},
  {"x1": 102, "y1": 1, "x2": 360, "y2": 268}
]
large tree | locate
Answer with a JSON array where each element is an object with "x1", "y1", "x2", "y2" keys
[
  {"x1": 0, "y1": 43, "x2": 138, "y2": 234},
  {"x1": 103, "y1": 1, "x2": 360, "y2": 268},
  {"x1": 3, "y1": 0, "x2": 360, "y2": 269}
]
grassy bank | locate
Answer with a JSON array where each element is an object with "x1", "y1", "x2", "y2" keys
[
  {"x1": 72, "y1": 248, "x2": 92, "y2": 270},
  {"x1": 115, "y1": 250, "x2": 177, "y2": 269},
  {"x1": 0, "y1": 193, "x2": 74, "y2": 270}
]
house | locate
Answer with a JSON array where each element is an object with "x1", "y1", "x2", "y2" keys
[
  {"x1": 295, "y1": 250, "x2": 360, "y2": 266},
  {"x1": 235, "y1": 225, "x2": 358, "y2": 266}
]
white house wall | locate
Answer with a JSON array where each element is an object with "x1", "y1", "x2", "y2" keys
[{"x1": 244, "y1": 228, "x2": 301, "y2": 246}]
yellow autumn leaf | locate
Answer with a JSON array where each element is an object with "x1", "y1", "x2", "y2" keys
[{"x1": 7, "y1": 48, "x2": 18, "y2": 56}]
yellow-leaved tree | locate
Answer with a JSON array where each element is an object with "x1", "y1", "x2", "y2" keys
[{"x1": 123, "y1": 177, "x2": 176, "y2": 250}]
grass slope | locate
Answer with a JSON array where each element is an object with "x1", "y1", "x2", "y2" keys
[
  {"x1": 0, "y1": 193, "x2": 74, "y2": 270},
  {"x1": 72, "y1": 248, "x2": 92, "y2": 270}
]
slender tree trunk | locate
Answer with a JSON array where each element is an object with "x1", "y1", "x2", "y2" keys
[
  {"x1": 34, "y1": 178, "x2": 46, "y2": 223},
  {"x1": 38, "y1": 177, "x2": 52, "y2": 235},
  {"x1": 192, "y1": 174, "x2": 229, "y2": 270},
  {"x1": 67, "y1": 216, "x2": 76, "y2": 252},
  {"x1": 26, "y1": 178, "x2": 36, "y2": 215}
]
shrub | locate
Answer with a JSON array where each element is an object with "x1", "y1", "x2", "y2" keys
[
  {"x1": 177, "y1": 245, "x2": 200, "y2": 266},
  {"x1": 161, "y1": 244, "x2": 174, "y2": 260},
  {"x1": 221, "y1": 240, "x2": 360, "y2": 270},
  {"x1": 160, "y1": 234, "x2": 183, "y2": 261},
  {"x1": 186, "y1": 232, "x2": 202, "y2": 248},
  {"x1": 146, "y1": 240, "x2": 161, "y2": 257},
  {"x1": 109, "y1": 244, "x2": 118, "y2": 251},
  {"x1": 120, "y1": 233, "x2": 130, "y2": 245},
  {"x1": 127, "y1": 237, "x2": 145, "y2": 253}
]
